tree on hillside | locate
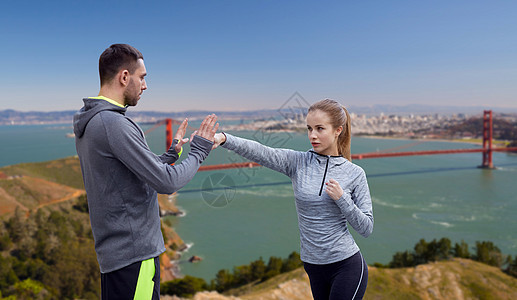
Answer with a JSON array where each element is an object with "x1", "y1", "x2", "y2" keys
[
  {"x1": 72, "y1": 194, "x2": 89, "y2": 213},
  {"x1": 8, "y1": 278, "x2": 50, "y2": 300},
  {"x1": 233, "y1": 265, "x2": 252, "y2": 286},
  {"x1": 16, "y1": 217, "x2": 38, "y2": 260},
  {"x1": 213, "y1": 269, "x2": 233, "y2": 292},
  {"x1": 436, "y1": 237, "x2": 452, "y2": 260},
  {"x1": 0, "y1": 221, "x2": 12, "y2": 250},
  {"x1": 161, "y1": 276, "x2": 208, "y2": 298},
  {"x1": 474, "y1": 241, "x2": 503, "y2": 267},
  {"x1": 281, "y1": 251, "x2": 302, "y2": 272},
  {"x1": 0, "y1": 255, "x2": 18, "y2": 292},
  {"x1": 505, "y1": 255, "x2": 517, "y2": 278},
  {"x1": 413, "y1": 239, "x2": 429, "y2": 264},
  {"x1": 454, "y1": 240, "x2": 471, "y2": 258},
  {"x1": 44, "y1": 240, "x2": 99, "y2": 299},
  {"x1": 0, "y1": 206, "x2": 100, "y2": 298},
  {"x1": 390, "y1": 250, "x2": 415, "y2": 268},
  {"x1": 413, "y1": 238, "x2": 451, "y2": 264},
  {"x1": 250, "y1": 257, "x2": 266, "y2": 281},
  {"x1": 263, "y1": 256, "x2": 283, "y2": 280},
  {"x1": 5, "y1": 206, "x2": 25, "y2": 243}
]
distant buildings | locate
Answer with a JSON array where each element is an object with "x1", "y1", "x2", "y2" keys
[
  {"x1": 2, "y1": 109, "x2": 515, "y2": 141},
  {"x1": 222, "y1": 112, "x2": 517, "y2": 141}
]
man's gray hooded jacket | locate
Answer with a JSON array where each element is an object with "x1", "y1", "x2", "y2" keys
[{"x1": 74, "y1": 98, "x2": 212, "y2": 273}]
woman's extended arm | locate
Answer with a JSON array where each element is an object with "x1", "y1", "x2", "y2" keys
[{"x1": 214, "y1": 132, "x2": 301, "y2": 178}]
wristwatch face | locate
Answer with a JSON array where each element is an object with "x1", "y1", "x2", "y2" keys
[{"x1": 173, "y1": 139, "x2": 179, "y2": 144}]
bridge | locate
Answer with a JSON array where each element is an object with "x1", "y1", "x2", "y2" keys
[{"x1": 145, "y1": 110, "x2": 517, "y2": 170}]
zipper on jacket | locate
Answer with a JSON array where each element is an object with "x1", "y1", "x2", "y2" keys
[{"x1": 318, "y1": 157, "x2": 330, "y2": 196}]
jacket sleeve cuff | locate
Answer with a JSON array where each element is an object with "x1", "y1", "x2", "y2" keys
[
  {"x1": 221, "y1": 133, "x2": 235, "y2": 150},
  {"x1": 171, "y1": 139, "x2": 184, "y2": 157},
  {"x1": 159, "y1": 140, "x2": 180, "y2": 164},
  {"x1": 335, "y1": 191, "x2": 355, "y2": 215},
  {"x1": 191, "y1": 135, "x2": 213, "y2": 157},
  {"x1": 220, "y1": 132, "x2": 227, "y2": 146}
]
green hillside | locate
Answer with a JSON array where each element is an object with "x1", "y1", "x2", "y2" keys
[
  {"x1": 367, "y1": 258, "x2": 517, "y2": 299},
  {"x1": 1, "y1": 157, "x2": 84, "y2": 190},
  {"x1": 0, "y1": 158, "x2": 187, "y2": 299},
  {"x1": 177, "y1": 258, "x2": 517, "y2": 300}
]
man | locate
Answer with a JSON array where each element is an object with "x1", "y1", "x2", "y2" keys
[{"x1": 73, "y1": 44, "x2": 218, "y2": 299}]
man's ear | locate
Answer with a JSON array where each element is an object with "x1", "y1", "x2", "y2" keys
[{"x1": 119, "y1": 70, "x2": 130, "y2": 87}]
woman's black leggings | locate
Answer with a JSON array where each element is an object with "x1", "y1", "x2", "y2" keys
[{"x1": 303, "y1": 251, "x2": 368, "y2": 300}]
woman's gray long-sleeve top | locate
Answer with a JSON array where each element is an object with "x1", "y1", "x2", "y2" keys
[{"x1": 222, "y1": 133, "x2": 374, "y2": 264}]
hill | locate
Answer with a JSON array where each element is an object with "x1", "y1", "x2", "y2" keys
[
  {"x1": 0, "y1": 157, "x2": 85, "y2": 215},
  {"x1": 447, "y1": 116, "x2": 517, "y2": 141},
  {"x1": 164, "y1": 258, "x2": 517, "y2": 300},
  {"x1": 0, "y1": 157, "x2": 188, "y2": 298}
]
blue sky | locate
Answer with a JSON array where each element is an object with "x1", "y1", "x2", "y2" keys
[{"x1": 1, "y1": 0, "x2": 516, "y2": 112}]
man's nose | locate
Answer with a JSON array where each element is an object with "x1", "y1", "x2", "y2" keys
[{"x1": 142, "y1": 79, "x2": 147, "y2": 90}]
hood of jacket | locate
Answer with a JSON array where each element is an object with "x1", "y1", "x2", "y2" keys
[
  {"x1": 73, "y1": 98, "x2": 127, "y2": 138},
  {"x1": 309, "y1": 149, "x2": 347, "y2": 166}
]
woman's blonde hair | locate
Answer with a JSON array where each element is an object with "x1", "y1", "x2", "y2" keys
[{"x1": 308, "y1": 99, "x2": 351, "y2": 160}]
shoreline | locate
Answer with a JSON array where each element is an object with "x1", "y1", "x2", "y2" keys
[
  {"x1": 355, "y1": 135, "x2": 484, "y2": 146},
  {"x1": 356, "y1": 135, "x2": 513, "y2": 148},
  {"x1": 158, "y1": 193, "x2": 190, "y2": 281}
]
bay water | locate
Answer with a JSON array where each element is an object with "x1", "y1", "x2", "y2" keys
[{"x1": 1, "y1": 124, "x2": 516, "y2": 282}]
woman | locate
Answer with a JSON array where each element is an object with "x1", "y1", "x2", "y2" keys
[{"x1": 213, "y1": 99, "x2": 373, "y2": 300}]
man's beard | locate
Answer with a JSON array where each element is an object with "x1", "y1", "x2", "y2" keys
[{"x1": 123, "y1": 78, "x2": 140, "y2": 107}]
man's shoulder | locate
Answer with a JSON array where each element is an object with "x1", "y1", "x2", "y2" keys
[
  {"x1": 96, "y1": 110, "x2": 131, "y2": 125},
  {"x1": 97, "y1": 111, "x2": 143, "y2": 138},
  {"x1": 97, "y1": 109, "x2": 125, "y2": 118},
  {"x1": 82, "y1": 111, "x2": 134, "y2": 137}
]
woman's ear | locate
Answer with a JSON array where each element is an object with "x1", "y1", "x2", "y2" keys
[{"x1": 335, "y1": 125, "x2": 343, "y2": 137}]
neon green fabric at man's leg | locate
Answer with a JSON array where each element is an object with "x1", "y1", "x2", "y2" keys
[{"x1": 133, "y1": 258, "x2": 155, "y2": 300}]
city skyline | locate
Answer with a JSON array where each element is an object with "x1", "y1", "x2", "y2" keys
[{"x1": 1, "y1": 0, "x2": 516, "y2": 112}]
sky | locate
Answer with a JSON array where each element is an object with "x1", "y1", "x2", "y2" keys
[{"x1": 1, "y1": 0, "x2": 516, "y2": 112}]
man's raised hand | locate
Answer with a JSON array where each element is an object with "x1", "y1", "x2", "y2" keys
[{"x1": 174, "y1": 118, "x2": 191, "y2": 153}]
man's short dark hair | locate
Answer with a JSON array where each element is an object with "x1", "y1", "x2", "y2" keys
[{"x1": 99, "y1": 44, "x2": 144, "y2": 86}]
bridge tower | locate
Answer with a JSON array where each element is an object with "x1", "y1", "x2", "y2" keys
[
  {"x1": 480, "y1": 110, "x2": 494, "y2": 169},
  {"x1": 165, "y1": 118, "x2": 173, "y2": 150}
]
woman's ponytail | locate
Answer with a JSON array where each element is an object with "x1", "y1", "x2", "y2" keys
[{"x1": 338, "y1": 106, "x2": 351, "y2": 161}]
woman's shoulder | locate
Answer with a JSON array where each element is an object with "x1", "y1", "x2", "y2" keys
[
  {"x1": 347, "y1": 160, "x2": 365, "y2": 170},
  {"x1": 290, "y1": 149, "x2": 313, "y2": 161},
  {"x1": 338, "y1": 160, "x2": 367, "y2": 179}
]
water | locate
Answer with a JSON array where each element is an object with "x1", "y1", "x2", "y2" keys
[
  {"x1": 0, "y1": 124, "x2": 77, "y2": 167},
  {"x1": 1, "y1": 124, "x2": 516, "y2": 283}
]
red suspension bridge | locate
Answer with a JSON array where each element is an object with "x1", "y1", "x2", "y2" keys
[{"x1": 145, "y1": 110, "x2": 517, "y2": 171}]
